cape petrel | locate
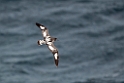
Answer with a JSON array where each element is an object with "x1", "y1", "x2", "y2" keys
[{"x1": 36, "y1": 23, "x2": 59, "y2": 66}]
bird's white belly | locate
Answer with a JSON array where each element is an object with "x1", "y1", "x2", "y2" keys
[
  {"x1": 46, "y1": 38, "x2": 50, "y2": 42},
  {"x1": 45, "y1": 36, "x2": 51, "y2": 42}
]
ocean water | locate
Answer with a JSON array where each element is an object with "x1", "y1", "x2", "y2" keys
[{"x1": 0, "y1": 0, "x2": 124, "y2": 83}]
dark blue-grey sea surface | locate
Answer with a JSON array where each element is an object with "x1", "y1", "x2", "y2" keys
[{"x1": 0, "y1": 0, "x2": 124, "y2": 83}]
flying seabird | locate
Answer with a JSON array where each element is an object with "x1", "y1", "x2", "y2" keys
[{"x1": 36, "y1": 23, "x2": 59, "y2": 66}]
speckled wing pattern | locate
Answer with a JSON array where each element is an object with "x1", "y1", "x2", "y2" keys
[
  {"x1": 36, "y1": 23, "x2": 59, "y2": 66},
  {"x1": 36, "y1": 23, "x2": 50, "y2": 38}
]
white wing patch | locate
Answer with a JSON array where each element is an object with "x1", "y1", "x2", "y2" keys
[
  {"x1": 40, "y1": 26, "x2": 45, "y2": 29},
  {"x1": 54, "y1": 53, "x2": 58, "y2": 60},
  {"x1": 43, "y1": 32, "x2": 47, "y2": 37},
  {"x1": 49, "y1": 45, "x2": 54, "y2": 51}
]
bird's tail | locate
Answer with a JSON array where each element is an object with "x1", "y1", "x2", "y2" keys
[{"x1": 37, "y1": 40, "x2": 46, "y2": 45}]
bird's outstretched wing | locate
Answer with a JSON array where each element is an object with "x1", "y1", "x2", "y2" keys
[
  {"x1": 47, "y1": 42, "x2": 59, "y2": 66},
  {"x1": 36, "y1": 23, "x2": 50, "y2": 38}
]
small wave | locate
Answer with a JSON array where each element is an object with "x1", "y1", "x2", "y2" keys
[
  {"x1": 74, "y1": 25, "x2": 124, "y2": 38},
  {"x1": 73, "y1": 78, "x2": 124, "y2": 83},
  {"x1": 101, "y1": 5, "x2": 124, "y2": 16},
  {"x1": 75, "y1": 0, "x2": 93, "y2": 3},
  {"x1": 112, "y1": 35, "x2": 124, "y2": 41},
  {"x1": 105, "y1": 25, "x2": 124, "y2": 35}
]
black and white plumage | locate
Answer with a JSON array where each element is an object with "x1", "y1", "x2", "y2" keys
[{"x1": 36, "y1": 23, "x2": 59, "y2": 66}]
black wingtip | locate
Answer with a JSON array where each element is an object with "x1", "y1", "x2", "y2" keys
[
  {"x1": 36, "y1": 22, "x2": 41, "y2": 27},
  {"x1": 37, "y1": 40, "x2": 40, "y2": 45},
  {"x1": 54, "y1": 55, "x2": 59, "y2": 67},
  {"x1": 55, "y1": 59, "x2": 59, "y2": 67},
  {"x1": 36, "y1": 22, "x2": 45, "y2": 27}
]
